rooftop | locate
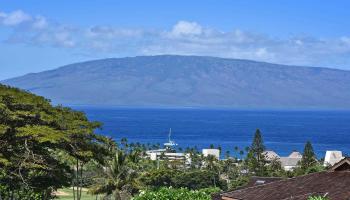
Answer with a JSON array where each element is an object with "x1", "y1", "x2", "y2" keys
[
  {"x1": 288, "y1": 151, "x2": 302, "y2": 159},
  {"x1": 263, "y1": 150, "x2": 280, "y2": 160},
  {"x1": 279, "y1": 157, "x2": 302, "y2": 167},
  {"x1": 215, "y1": 157, "x2": 350, "y2": 200}
]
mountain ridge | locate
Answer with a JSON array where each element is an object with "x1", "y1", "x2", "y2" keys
[
  {"x1": 6, "y1": 55, "x2": 350, "y2": 80},
  {"x1": 2, "y1": 55, "x2": 350, "y2": 109}
]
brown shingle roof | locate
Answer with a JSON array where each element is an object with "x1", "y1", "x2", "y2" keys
[
  {"x1": 245, "y1": 176, "x2": 282, "y2": 188},
  {"x1": 217, "y1": 158, "x2": 350, "y2": 200},
  {"x1": 219, "y1": 171, "x2": 350, "y2": 200},
  {"x1": 330, "y1": 157, "x2": 350, "y2": 171}
]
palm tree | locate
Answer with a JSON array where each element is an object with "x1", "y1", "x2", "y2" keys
[
  {"x1": 239, "y1": 150, "x2": 244, "y2": 159},
  {"x1": 89, "y1": 150, "x2": 138, "y2": 200},
  {"x1": 203, "y1": 155, "x2": 219, "y2": 187},
  {"x1": 234, "y1": 146, "x2": 239, "y2": 159},
  {"x1": 225, "y1": 150, "x2": 230, "y2": 159}
]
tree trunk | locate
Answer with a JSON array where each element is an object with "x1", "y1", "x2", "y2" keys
[
  {"x1": 73, "y1": 185, "x2": 76, "y2": 200},
  {"x1": 213, "y1": 175, "x2": 217, "y2": 188},
  {"x1": 73, "y1": 158, "x2": 79, "y2": 200},
  {"x1": 79, "y1": 163, "x2": 84, "y2": 200},
  {"x1": 73, "y1": 177, "x2": 76, "y2": 200},
  {"x1": 114, "y1": 190, "x2": 121, "y2": 200},
  {"x1": 76, "y1": 158, "x2": 80, "y2": 200}
]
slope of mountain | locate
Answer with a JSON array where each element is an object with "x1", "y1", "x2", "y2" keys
[{"x1": 2, "y1": 55, "x2": 350, "y2": 109}]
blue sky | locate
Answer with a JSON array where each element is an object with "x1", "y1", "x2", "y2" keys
[{"x1": 1, "y1": 0, "x2": 350, "y2": 80}]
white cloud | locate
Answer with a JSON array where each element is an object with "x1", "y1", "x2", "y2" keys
[
  {"x1": 30, "y1": 26, "x2": 77, "y2": 48},
  {"x1": 170, "y1": 21, "x2": 203, "y2": 37},
  {"x1": 341, "y1": 37, "x2": 350, "y2": 46},
  {"x1": 32, "y1": 16, "x2": 48, "y2": 29},
  {"x1": 53, "y1": 31, "x2": 75, "y2": 47},
  {"x1": 1, "y1": 10, "x2": 350, "y2": 69},
  {"x1": 295, "y1": 39, "x2": 303, "y2": 46},
  {"x1": 86, "y1": 26, "x2": 143, "y2": 39},
  {"x1": 0, "y1": 10, "x2": 32, "y2": 26},
  {"x1": 255, "y1": 48, "x2": 272, "y2": 58}
]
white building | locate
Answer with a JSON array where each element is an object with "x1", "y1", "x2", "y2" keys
[
  {"x1": 280, "y1": 157, "x2": 301, "y2": 171},
  {"x1": 324, "y1": 150, "x2": 344, "y2": 167},
  {"x1": 279, "y1": 151, "x2": 303, "y2": 171},
  {"x1": 202, "y1": 149, "x2": 220, "y2": 159},
  {"x1": 146, "y1": 149, "x2": 191, "y2": 165},
  {"x1": 263, "y1": 150, "x2": 302, "y2": 171},
  {"x1": 146, "y1": 149, "x2": 166, "y2": 160}
]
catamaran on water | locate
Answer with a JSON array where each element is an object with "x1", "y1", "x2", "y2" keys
[{"x1": 163, "y1": 128, "x2": 178, "y2": 150}]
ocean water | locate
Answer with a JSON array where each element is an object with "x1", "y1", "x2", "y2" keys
[{"x1": 74, "y1": 107, "x2": 350, "y2": 158}]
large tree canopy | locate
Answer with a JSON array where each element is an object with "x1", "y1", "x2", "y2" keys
[{"x1": 0, "y1": 84, "x2": 110, "y2": 199}]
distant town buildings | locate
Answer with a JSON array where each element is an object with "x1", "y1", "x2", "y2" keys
[
  {"x1": 147, "y1": 133, "x2": 345, "y2": 173},
  {"x1": 324, "y1": 150, "x2": 344, "y2": 166},
  {"x1": 263, "y1": 150, "x2": 280, "y2": 160},
  {"x1": 145, "y1": 148, "x2": 223, "y2": 167},
  {"x1": 264, "y1": 150, "x2": 345, "y2": 171},
  {"x1": 145, "y1": 128, "x2": 192, "y2": 166},
  {"x1": 264, "y1": 150, "x2": 302, "y2": 171},
  {"x1": 288, "y1": 151, "x2": 303, "y2": 159},
  {"x1": 147, "y1": 147, "x2": 345, "y2": 171},
  {"x1": 145, "y1": 149, "x2": 192, "y2": 166},
  {"x1": 202, "y1": 149, "x2": 221, "y2": 159}
]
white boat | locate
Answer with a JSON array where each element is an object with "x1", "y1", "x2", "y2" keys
[{"x1": 163, "y1": 128, "x2": 178, "y2": 148}]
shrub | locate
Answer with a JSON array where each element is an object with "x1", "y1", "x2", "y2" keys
[
  {"x1": 308, "y1": 195, "x2": 329, "y2": 200},
  {"x1": 132, "y1": 187, "x2": 220, "y2": 200},
  {"x1": 139, "y1": 169, "x2": 227, "y2": 190},
  {"x1": 172, "y1": 170, "x2": 227, "y2": 190}
]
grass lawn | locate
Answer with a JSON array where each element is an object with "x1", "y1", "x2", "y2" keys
[{"x1": 56, "y1": 188, "x2": 100, "y2": 200}]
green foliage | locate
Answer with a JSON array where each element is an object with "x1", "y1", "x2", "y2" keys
[
  {"x1": 0, "y1": 84, "x2": 329, "y2": 199},
  {"x1": 139, "y1": 169, "x2": 178, "y2": 188},
  {"x1": 266, "y1": 158, "x2": 285, "y2": 177},
  {"x1": 305, "y1": 163, "x2": 325, "y2": 174},
  {"x1": 251, "y1": 129, "x2": 265, "y2": 154},
  {"x1": 301, "y1": 141, "x2": 317, "y2": 170},
  {"x1": 245, "y1": 129, "x2": 267, "y2": 176},
  {"x1": 172, "y1": 170, "x2": 227, "y2": 190},
  {"x1": 293, "y1": 162, "x2": 325, "y2": 177},
  {"x1": 89, "y1": 149, "x2": 140, "y2": 199},
  {"x1": 139, "y1": 169, "x2": 227, "y2": 191},
  {"x1": 308, "y1": 195, "x2": 329, "y2": 200},
  {"x1": 228, "y1": 176, "x2": 249, "y2": 190},
  {"x1": 132, "y1": 187, "x2": 220, "y2": 200},
  {"x1": 291, "y1": 141, "x2": 323, "y2": 176},
  {"x1": 0, "y1": 84, "x2": 110, "y2": 199}
]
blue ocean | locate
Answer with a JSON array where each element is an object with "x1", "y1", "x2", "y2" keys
[{"x1": 74, "y1": 107, "x2": 350, "y2": 158}]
